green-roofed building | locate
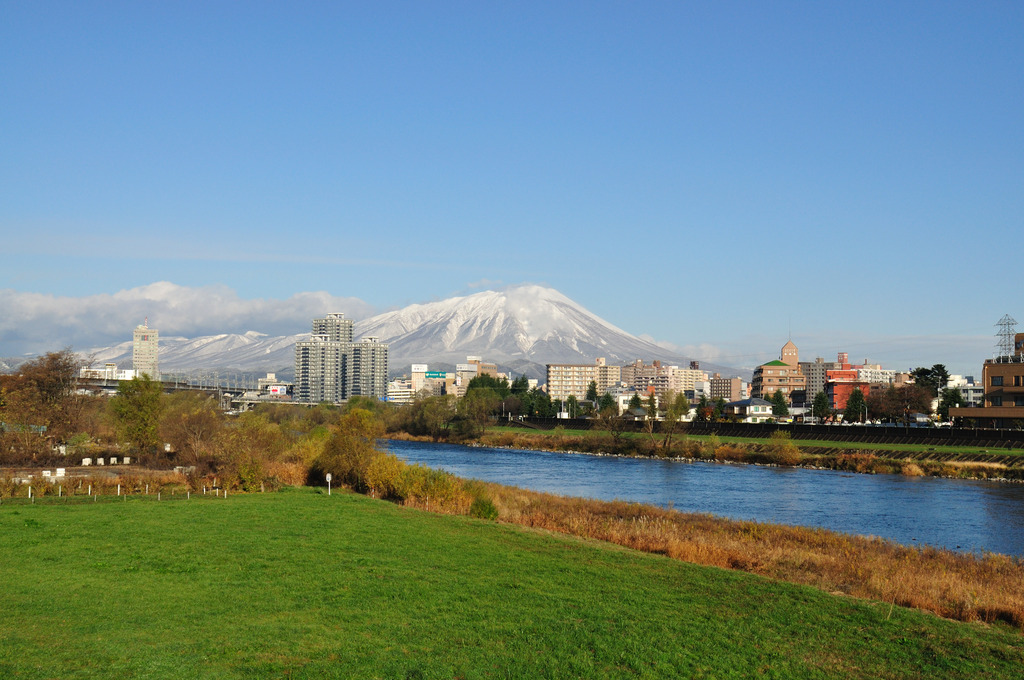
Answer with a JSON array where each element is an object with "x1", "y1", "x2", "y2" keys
[{"x1": 751, "y1": 340, "x2": 806, "y2": 405}]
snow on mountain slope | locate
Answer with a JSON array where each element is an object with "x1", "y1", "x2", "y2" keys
[
  {"x1": 77, "y1": 285, "x2": 733, "y2": 379},
  {"x1": 85, "y1": 331, "x2": 305, "y2": 372},
  {"x1": 355, "y1": 285, "x2": 683, "y2": 370}
]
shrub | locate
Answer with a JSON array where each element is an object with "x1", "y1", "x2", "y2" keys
[
  {"x1": 470, "y1": 496, "x2": 499, "y2": 520},
  {"x1": 0, "y1": 475, "x2": 16, "y2": 498},
  {"x1": 364, "y1": 454, "x2": 407, "y2": 499},
  {"x1": 714, "y1": 444, "x2": 745, "y2": 462},
  {"x1": 764, "y1": 431, "x2": 802, "y2": 466},
  {"x1": 237, "y1": 456, "x2": 266, "y2": 493}
]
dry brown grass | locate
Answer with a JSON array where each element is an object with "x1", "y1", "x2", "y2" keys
[{"x1": 482, "y1": 482, "x2": 1024, "y2": 629}]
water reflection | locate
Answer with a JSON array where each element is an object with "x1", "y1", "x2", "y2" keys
[{"x1": 386, "y1": 439, "x2": 1024, "y2": 557}]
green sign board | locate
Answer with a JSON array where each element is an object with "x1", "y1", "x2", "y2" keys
[{"x1": 424, "y1": 371, "x2": 447, "y2": 379}]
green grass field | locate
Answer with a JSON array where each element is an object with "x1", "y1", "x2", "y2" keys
[{"x1": 2, "y1": 490, "x2": 1021, "y2": 679}]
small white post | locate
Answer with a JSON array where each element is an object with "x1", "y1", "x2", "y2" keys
[
  {"x1": 187, "y1": 491, "x2": 190, "y2": 500},
  {"x1": 59, "y1": 485, "x2": 62, "y2": 497},
  {"x1": 117, "y1": 484, "x2": 121, "y2": 496},
  {"x1": 28, "y1": 486, "x2": 33, "y2": 499},
  {"x1": 326, "y1": 473, "x2": 332, "y2": 496},
  {"x1": 158, "y1": 492, "x2": 161, "y2": 501},
  {"x1": 146, "y1": 484, "x2": 149, "y2": 494}
]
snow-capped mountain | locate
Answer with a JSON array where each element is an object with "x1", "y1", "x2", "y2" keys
[
  {"x1": 85, "y1": 331, "x2": 305, "y2": 374},
  {"x1": 80, "y1": 285, "x2": 734, "y2": 379},
  {"x1": 357, "y1": 285, "x2": 692, "y2": 373}
]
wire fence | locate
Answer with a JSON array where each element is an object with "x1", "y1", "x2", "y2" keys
[{"x1": 0, "y1": 486, "x2": 233, "y2": 506}]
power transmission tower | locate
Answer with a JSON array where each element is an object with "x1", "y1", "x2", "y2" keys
[{"x1": 995, "y1": 314, "x2": 1017, "y2": 358}]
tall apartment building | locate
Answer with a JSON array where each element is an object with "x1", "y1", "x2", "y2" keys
[
  {"x1": 709, "y1": 373, "x2": 746, "y2": 402},
  {"x1": 799, "y1": 356, "x2": 844, "y2": 399},
  {"x1": 294, "y1": 313, "x2": 389, "y2": 403},
  {"x1": 546, "y1": 358, "x2": 621, "y2": 402},
  {"x1": 751, "y1": 340, "x2": 806, "y2": 404},
  {"x1": 132, "y1": 322, "x2": 159, "y2": 379}
]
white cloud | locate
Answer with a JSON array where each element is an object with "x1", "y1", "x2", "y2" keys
[{"x1": 0, "y1": 283, "x2": 376, "y2": 356}]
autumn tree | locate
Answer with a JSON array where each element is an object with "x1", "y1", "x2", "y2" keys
[
  {"x1": 866, "y1": 385, "x2": 933, "y2": 423},
  {"x1": 659, "y1": 391, "x2": 691, "y2": 454},
  {"x1": 414, "y1": 395, "x2": 458, "y2": 441},
  {"x1": 456, "y1": 388, "x2": 500, "y2": 437},
  {"x1": 595, "y1": 401, "x2": 629, "y2": 448},
  {"x1": 314, "y1": 408, "x2": 386, "y2": 489},
  {"x1": 694, "y1": 395, "x2": 713, "y2": 423},
  {"x1": 160, "y1": 391, "x2": 223, "y2": 465},
  {"x1": 0, "y1": 349, "x2": 86, "y2": 448},
  {"x1": 109, "y1": 375, "x2": 165, "y2": 454}
]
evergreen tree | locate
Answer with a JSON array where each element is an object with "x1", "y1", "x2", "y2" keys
[
  {"x1": 770, "y1": 390, "x2": 789, "y2": 416},
  {"x1": 811, "y1": 391, "x2": 832, "y2": 423},
  {"x1": 510, "y1": 375, "x2": 530, "y2": 393},
  {"x1": 565, "y1": 395, "x2": 579, "y2": 418},
  {"x1": 585, "y1": 380, "x2": 599, "y2": 403},
  {"x1": 844, "y1": 388, "x2": 867, "y2": 423},
  {"x1": 465, "y1": 374, "x2": 510, "y2": 399},
  {"x1": 713, "y1": 397, "x2": 728, "y2": 421},
  {"x1": 937, "y1": 387, "x2": 965, "y2": 422}
]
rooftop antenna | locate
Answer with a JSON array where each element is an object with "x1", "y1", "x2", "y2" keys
[{"x1": 996, "y1": 314, "x2": 1017, "y2": 358}]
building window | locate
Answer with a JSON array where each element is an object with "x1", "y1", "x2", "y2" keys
[
  {"x1": 1016, "y1": 396, "x2": 1024, "y2": 407},
  {"x1": 991, "y1": 396, "x2": 1003, "y2": 406},
  {"x1": 991, "y1": 376, "x2": 1003, "y2": 386},
  {"x1": 1015, "y1": 376, "x2": 1022, "y2": 387}
]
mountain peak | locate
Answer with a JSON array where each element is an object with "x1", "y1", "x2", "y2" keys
[{"x1": 80, "y1": 285, "x2": 732, "y2": 380}]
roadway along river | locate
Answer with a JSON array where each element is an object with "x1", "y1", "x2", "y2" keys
[{"x1": 386, "y1": 439, "x2": 1024, "y2": 557}]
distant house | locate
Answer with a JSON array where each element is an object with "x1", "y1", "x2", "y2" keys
[{"x1": 724, "y1": 398, "x2": 773, "y2": 423}]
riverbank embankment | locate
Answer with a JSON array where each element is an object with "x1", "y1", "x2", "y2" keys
[{"x1": 441, "y1": 425, "x2": 1024, "y2": 482}]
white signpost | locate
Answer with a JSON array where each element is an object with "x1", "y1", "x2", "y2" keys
[{"x1": 325, "y1": 473, "x2": 332, "y2": 496}]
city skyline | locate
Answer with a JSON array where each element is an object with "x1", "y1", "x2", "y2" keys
[{"x1": 2, "y1": 3, "x2": 1021, "y2": 378}]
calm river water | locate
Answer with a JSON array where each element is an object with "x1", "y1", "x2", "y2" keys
[{"x1": 386, "y1": 439, "x2": 1024, "y2": 557}]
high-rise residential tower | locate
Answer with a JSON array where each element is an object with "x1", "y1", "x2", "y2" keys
[
  {"x1": 132, "y1": 321, "x2": 159, "y2": 379},
  {"x1": 294, "y1": 313, "x2": 389, "y2": 403}
]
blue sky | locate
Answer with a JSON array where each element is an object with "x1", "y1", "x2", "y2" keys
[{"x1": 2, "y1": 2, "x2": 1022, "y2": 376}]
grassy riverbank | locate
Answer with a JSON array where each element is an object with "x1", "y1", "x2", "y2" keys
[
  {"x1": 2, "y1": 490, "x2": 1022, "y2": 679},
  {"x1": 463, "y1": 427, "x2": 1024, "y2": 481}
]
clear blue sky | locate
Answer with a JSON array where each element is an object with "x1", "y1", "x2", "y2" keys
[{"x1": 2, "y1": 1, "x2": 1022, "y2": 376}]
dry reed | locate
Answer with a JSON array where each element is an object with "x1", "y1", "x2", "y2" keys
[{"x1": 481, "y1": 482, "x2": 1024, "y2": 629}]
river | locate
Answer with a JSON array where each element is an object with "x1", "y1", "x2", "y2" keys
[{"x1": 386, "y1": 439, "x2": 1024, "y2": 557}]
